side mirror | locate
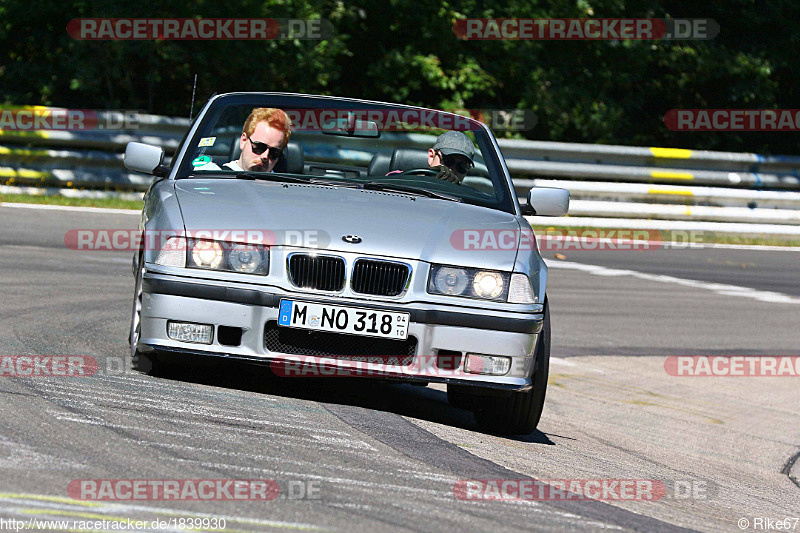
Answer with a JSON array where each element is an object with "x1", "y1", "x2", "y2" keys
[
  {"x1": 525, "y1": 187, "x2": 570, "y2": 216},
  {"x1": 124, "y1": 142, "x2": 168, "y2": 176}
]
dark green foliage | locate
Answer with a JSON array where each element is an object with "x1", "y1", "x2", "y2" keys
[{"x1": 1, "y1": 0, "x2": 797, "y2": 153}]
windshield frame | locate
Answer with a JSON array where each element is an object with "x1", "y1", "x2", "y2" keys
[{"x1": 175, "y1": 93, "x2": 517, "y2": 214}]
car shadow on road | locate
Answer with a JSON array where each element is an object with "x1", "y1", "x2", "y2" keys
[{"x1": 137, "y1": 353, "x2": 555, "y2": 444}]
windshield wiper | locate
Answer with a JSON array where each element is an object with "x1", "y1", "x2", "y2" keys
[
  {"x1": 307, "y1": 178, "x2": 363, "y2": 188},
  {"x1": 186, "y1": 171, "x2": 309, "y2": 183},
  {"x1": 186, "y1": 172, "x2": 362, "y2": 188},
  {"x1": 234, "y1": 172, "x2": 313, "y2": 183},
  {"x1": 362, "y1": 181, "x2": 462, "y2": 202}
]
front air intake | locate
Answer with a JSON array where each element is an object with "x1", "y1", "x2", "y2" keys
[
  {"x1": 288, "y1": 254, "x2": 346, "y2": 292},
  {"x1": 351, "y1": 259, "x2": 410, "y2": 297}
]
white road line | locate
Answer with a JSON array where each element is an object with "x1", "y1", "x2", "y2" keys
[
  {"x1": 51, "y1": 412, "x2": 376, "y2": 452},
  {"x1": 52, "y1": 414, "x2": 194, "y2": 437},
  {"x1": 528, "y1": 215, "x2": 800, "y2": 237},
  {"x1": 164, "y1": 457, "x2": 451, "y2": 499},
  {"x1": 0, "y1": 202, "x2": 139, "y2": 215},
  {"x1": 77, "y1": 254, "x2": 132, "y2": 264},
  {"x1": 538, "y1": 234, "x2": 800, "y2": 252},
  {"x1": 309, "y1": 434, "x2": 377, "y2": 450},
  {"x1": 96, "y1": 374, "x2": 224, "y2": 391},
  {"x1": 704, "y1": 242, "x2": 800, "y2": 252},
  {"x1": 93, "y1": 374, "x2": 283, "y2": 404},
  {"x1": 95, "y1": 374, "x2": 319, "y2": 417},
  {"x1": 547, "y1": 260, "x2": 800, "y2": 305},
  {"x1": 97, "y1": 374, "x2": 290, "y2": 407},
  {"x1": 136, "y1": 438, "x2": 377, "y2": 458},
  {"x1": 38, "y1": 390, "x2": 347, "y2": 435},
  {"x1": 36, "y1": 384, "x2": 342, "y2": 434},
  {"x1": 148, "y1": 443, "x2": 439, "y2": 481},
  {"x1": 37, "y1": 382, "x2": 190, "y2": 404},
  {"x1": 396, "y1": 470, "x2": 459, "y2": 483}
]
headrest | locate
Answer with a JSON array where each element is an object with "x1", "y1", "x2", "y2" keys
[
  {"x1": 368, "y1": 152, "x2": 392, "y2": 176},
  {"x1": 389, "y1": 149, "x2": 430, "y2": 172},
  {"x1": 274, "y1": 142, "x2": 304, "y2": 174}
]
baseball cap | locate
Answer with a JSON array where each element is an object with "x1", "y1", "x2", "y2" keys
[{"x1": 432, "y1": 131, "x2": 475, "y2": 162}]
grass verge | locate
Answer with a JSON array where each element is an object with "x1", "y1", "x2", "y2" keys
[{"x1": 0, "y1": 193, "x2": 142, "y2": 211}]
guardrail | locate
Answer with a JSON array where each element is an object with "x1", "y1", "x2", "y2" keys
[
  {"x1": 0, "y1": 112, "x2": 188, "y2": 191},
  {"x1": 519, "y1": 179, "x2": 800, "y2": 209},
  {"x1": 1, "y1": 110, "x2": 799, "y2": 229}
]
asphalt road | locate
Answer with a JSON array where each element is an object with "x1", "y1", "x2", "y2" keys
[
  {"x1": 0, "y1": 203, "x2": 798, "y2": 532},
  {"x1": 539, "y1": 243, "x2": 800, "y2": 297}
]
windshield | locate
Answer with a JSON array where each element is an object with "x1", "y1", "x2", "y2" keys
[{"x1": 177, "y1": 94, "x2": 515, "y2": 213}]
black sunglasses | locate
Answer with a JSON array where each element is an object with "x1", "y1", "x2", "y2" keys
[
  {"x1": 436, "y1": 150, "x2": 473, "y2": 174},
  {"x1": 247, "y1": 136, "x2": 283, "y2": 160}
]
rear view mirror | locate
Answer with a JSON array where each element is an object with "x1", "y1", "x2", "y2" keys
[{"x1": 321, "y1": 113, "x2": 380, "y2": 138}]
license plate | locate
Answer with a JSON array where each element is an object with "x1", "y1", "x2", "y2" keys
[{"x1": 278, "y1": 300, "x2": 409, "y2": 340}]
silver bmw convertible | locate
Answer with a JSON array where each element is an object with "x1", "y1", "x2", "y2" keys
[{"x1": 125, "y1": 92, "x2": 568, "y2": 435}]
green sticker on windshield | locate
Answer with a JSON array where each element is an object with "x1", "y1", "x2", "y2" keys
[{"x1": 192, "y1": 155, "x2": 211, "y2": 166}]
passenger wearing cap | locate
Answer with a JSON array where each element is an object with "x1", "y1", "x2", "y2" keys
[
  {"x1": 386, "y1": 130, "x2": 476, "y2": 184},
  {"x1": 428, "y1": 130, "x2": 475, "y2": 184}
]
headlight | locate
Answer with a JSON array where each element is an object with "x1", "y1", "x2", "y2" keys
[
  {"x1": 186, "y1": 239, "x2": 269, "y2": 275},
  {"x1": 229, "y1": 243, "x2": 265, "y2": 274},
  {"x1": 428, "y1": 265, "x2": 510, "y2": 301},
  {"x1": 432, "y1": 267, "x2": 469, "y2": 295},
  {"x1": 473, "y1": 271, "x2": 505, "y2": 299},
  {"x1": 191, "y1": 240, "x2": 224, "y2": 269}
]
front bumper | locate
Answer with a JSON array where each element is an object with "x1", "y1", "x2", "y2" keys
[{"x1": 139, "y1": 273, "x2": 544, "y2": 391}]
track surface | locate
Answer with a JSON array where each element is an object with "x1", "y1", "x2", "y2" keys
[{"x1": 0, "y1": 204, "x2": 798, "y2": 532}]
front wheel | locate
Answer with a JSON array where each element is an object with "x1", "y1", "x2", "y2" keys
[
  {"x1": 130, "y1": 254, "x2": 150, "y2": 371},
  {"x1": 473, "y1": 301, "x2": 551, "y2": 435},
  {"x1": 129, "y1": 253, "x2": 160, "y2": 375}
]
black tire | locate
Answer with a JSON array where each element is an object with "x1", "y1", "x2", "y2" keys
[
  {"x1": 473, "y1": 301, "x2": 551, "y2": 435},
  {"x1": 129, "y1": 253, "x2": 159, "y2": 375},
  {"x1": 129, "y1": 254, "x2": 144, "y2": 359}
]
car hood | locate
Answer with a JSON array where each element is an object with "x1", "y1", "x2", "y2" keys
[{"x1": 174, "y1": 179, "x2": 521, "y2": 269}]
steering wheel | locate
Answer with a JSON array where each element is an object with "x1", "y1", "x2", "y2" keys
[{"x1": 399, "y1": 168, "x2": 439, "y2": 177}]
